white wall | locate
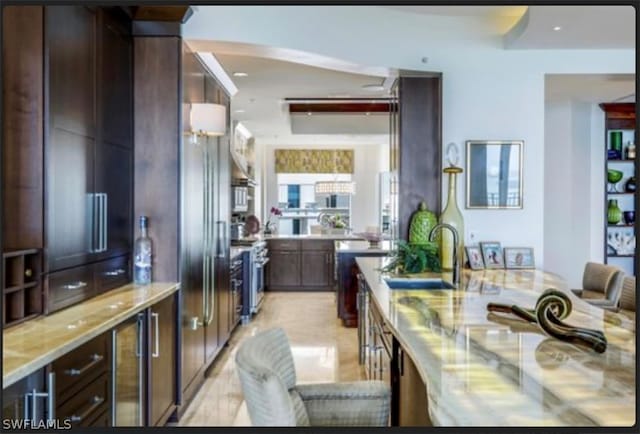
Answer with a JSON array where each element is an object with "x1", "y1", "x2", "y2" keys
[
  {"x1": 260, "y1": 142, "x2": 387, "y2": 233},
  {"x1": 186, "y1": 6, "x2": 635, "y2": 268},
  {"x1": 543, "y1": 100, "x2": 606, "y2": 287}
]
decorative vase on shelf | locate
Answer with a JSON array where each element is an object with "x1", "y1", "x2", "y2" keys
[
  {"x1": 610, "y1": 131, "x2": 623, "y2": 155},
  {"x1": 440, "y1": 166, "x2": 464, "y2": 271},
  {"x1": 625, "y1": 176, "x2": 636, "y2": 193},
  {"x1": 608, "y1": 199, "x2": 622, "y2": 225},
  {"x1": 409, "y1": 202, "x2": 438, "y2": 246}
]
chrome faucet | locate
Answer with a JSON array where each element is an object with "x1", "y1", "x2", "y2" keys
[{"x1": 429, "y1": 223, "x2": 460, "y2": 287}]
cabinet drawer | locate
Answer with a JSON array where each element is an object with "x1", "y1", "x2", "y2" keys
[
  {"x1": 53, "y1": 332, "x2": 110, "y2": 401},
  {"x1": 301, "y1": 240, "x2": 334, "y2": 251},
  {"x1": 268, "y1": 239, "x2": 300, "y2": 251},
  {"x1": 95, "y1": 255, "x2": 130, "y2": 293},
  {"x1": 46, "y1": 264, "x2": 95, "y2": 313},
  {"x1": 58, "y1": 372, "x2": 110, "y2": 427}
]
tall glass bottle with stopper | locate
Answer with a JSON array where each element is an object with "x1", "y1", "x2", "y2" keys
[
  {"x1": 440, "y1": 143, "x2": 465, "y2": 271},
  {"x1": 134, "y1": 216, "x2": 152, "y2": 285}
]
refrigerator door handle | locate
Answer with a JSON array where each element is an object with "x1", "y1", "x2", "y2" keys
[{"x1": 216, "y1": 221, "x2": 226, "y2": 258}]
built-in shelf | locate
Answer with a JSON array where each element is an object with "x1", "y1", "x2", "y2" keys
[
  {"x1": 608, "y1": 224, "x2": 634, "y2": 228},
  {"x1": 608, "y1": 159, "x2": 635, "y2": 163},
  {"x1": 607, "y1": 192, "x2": 635, "y2": 195},
  {"x1": 608, "y1": 254, "x2": 635, "y2": 258}
]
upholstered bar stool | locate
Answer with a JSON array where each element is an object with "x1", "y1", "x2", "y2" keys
[
  {"x1": 571, "y1": 262, "x2": 624, "y2": 309},
  {"x1": 235, "y1": 328, "x2": 390, "y2": 426},
  {"x1": 618, "y1": 276, "x2": 636, "y2": 320}
]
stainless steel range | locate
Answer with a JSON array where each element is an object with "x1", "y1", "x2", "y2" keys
[{"x1": 250, "y1": 241, "x2": 268, "y2": 314}]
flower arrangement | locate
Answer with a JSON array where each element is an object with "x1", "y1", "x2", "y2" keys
[{"x1": 264, "y1": 206, "x2": 282, "y2": 235}]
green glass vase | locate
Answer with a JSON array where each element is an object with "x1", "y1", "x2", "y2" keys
[
  {"x1": 607, "y1": 199, "x2": 622, "y2": 224},
  {"x1": 440, "y1": 167, "x2": 464, "y2": 271}
]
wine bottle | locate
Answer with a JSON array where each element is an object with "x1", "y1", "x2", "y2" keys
[{"x1": 134, "y1": 216, "x2": 152, "y2": 285}]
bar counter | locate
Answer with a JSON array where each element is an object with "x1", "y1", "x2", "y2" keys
[{"x1": 356, "y1": 257, "x2": 635, "y2": 426}]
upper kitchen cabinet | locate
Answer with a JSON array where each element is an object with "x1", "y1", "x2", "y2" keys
[{"x1": 46, "y1": 6, "x2": 133, "y2": 272}]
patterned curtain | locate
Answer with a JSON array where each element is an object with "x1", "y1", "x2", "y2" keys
[{"x1": 275, "y1": 149, "x2": 354, "y2": 174}]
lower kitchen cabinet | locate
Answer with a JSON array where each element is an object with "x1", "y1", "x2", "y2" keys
[
  {"x1": 392, "y1": 340, "x2": 431, "y2": 427},
  {"x1": 51, "y1": 331, "x2": 112, "y2": 428},
  {"x1": 112, "y1": 313, "x2": 145, "y2": 426},
  {"x1": 266, "y1": 240, "x2": 335, "y2": 291},
  {"x1": 148, "y1": 293, "x2": 177, "y2": 426}
]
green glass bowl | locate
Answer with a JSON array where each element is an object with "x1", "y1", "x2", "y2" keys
[{"x1": 608, "y1": 169, "x2": 624, "y2": 184}]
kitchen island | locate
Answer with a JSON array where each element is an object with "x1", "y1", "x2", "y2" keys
[{"x1": 356, "y1": 257, "x2": 635, "y2": 427}]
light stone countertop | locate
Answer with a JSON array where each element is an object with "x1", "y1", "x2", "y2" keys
[
  {"x1": 334, "y1": 240, "x2": 392, "y2": 253},
  {"x1": 356, "y1": 257, "x2": 636, "y2": 427},
  {"x1": 264, "y1": 234, "x2": 363, "y2": 240},
  {"x1": 3, "y1": 282, "x2": 180, "y2": 388}
]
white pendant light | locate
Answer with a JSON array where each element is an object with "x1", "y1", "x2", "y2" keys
[
  {"x1": 314, "y1": 181, "x2": 356, "y2": 195},
  {"x1": 190, "y1": 103, "x2": 227, "y2": 136}
]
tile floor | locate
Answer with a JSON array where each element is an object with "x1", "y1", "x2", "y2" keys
[{"x1": 178, "y1": 291, "x2": 365, "y2": 426}]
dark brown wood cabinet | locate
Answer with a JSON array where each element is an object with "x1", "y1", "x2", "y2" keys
[
  {"x1": 52, "y1": 331, "x2": 112, "y2": 428},
  {"x1": 148, "y1": 293, "x2": 177, "y2": 426},
  {"x1": 46, "y1": 5, "x2": 133, "y2": 273},
  {"x1": 392, "y1": 340, "x2": 431, "y2": 427},
  {"x1": 266, "y1": 240, "x2": 335, "y2": 291}
]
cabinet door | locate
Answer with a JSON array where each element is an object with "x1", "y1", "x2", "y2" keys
[
  {"x1": 395, "y1": 346, "x2": 431, "y2": 426},
  {"x1": 47, "y1": 130, "x2": 96, "y2": 271},
  {"x1": 149, "y1": 294, "x2": 176, "y2": 426},
  {"x1": 112, "y1": 314, "x2": 144, "y2": 427},
  {"x1": 47, "y1": 6, "x2": 96, "y2": 137},
  {"x1": 94, "y1": 8, "x2": 132, "y2": 260},
  {"x1": 268, "y1": 251, "x2": 301, "y2": 288},
  {"x1": 95, "y1": 142, "x2": 132, "y2": 259},
  {"x1": 300, "y1": 251, "x2": 331, "y2": 288},
  {"x1": 47, "y1": 5, "x2": 97, "y2": 271}
]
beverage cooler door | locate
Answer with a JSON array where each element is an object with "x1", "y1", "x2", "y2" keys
[{"x1": 112, "y1": 314, "x2": 144, "y2": 426}]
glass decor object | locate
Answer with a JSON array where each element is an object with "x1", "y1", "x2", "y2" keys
[
  {"x1": 409, "y1": 202, "x2": 438, "y2": 246},
  {"x1": 608, "y1": 200, "x2": 622, "y2": 225},
  {"x1": 440, "y1": 166, "x2": 464, "y2": 271},
  {"x1": 134, "y1": 216, "x2": 152, "y2": 285},
  {"x1": 625, "y1": 176, "x2": 636, "y2": 193},
  {"x1": 607, "y1": 169, "x2": 624, "y2": 193},
  {"x1": 610, "y1": 131, "x2": 623, "y2": 154}
]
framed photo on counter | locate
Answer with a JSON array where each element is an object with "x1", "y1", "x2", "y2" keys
[
  {"x1": 465, "y1": 246, "x2": 485, "y2": 270},
  {"x1": 504, "y1": 247, "x2": 535, "y2": 269},
  {"x1": 480, "y1": 242, "x2": 504, "y2": 269}
]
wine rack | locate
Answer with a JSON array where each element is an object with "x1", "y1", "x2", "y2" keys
[{"x1": 2, "y1": 249, "x2": 42, "y2": 327}]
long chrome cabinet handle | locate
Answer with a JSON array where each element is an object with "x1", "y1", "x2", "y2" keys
[
  {"x1": 216, "y1": 221, "x2": 226, "y2": 258},
  {"x1": 70, "y1": 396, "x2": 105, "y2": 422},
  {"x1": 202, "y1": 148, "x2": 210, "y2": 326},
  {"x1": 65, "y1": 354, "x2": 104, "y2": 376},
  {"x1": 23, "y1": 373, "x2": 55, "y2": 422},
  {"x1": 151, "y1": 312, "x2": 160, "y2": 358},
  {"x1": 63, "y1": 281, "x2": 88, "y2": 291},
  {"x1": 103, "y1": 268, "x2": 125, "y2": 277},
  {"x1": 101, "y1": 193, "x2": 108, "y2": 252}
]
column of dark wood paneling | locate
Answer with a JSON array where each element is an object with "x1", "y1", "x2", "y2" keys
[
  {"x1": 133, "y1": 36, "x2": 181, "y2": 282},
  {"x1": 397, "y1": 75, "x2": 442, "y2": 240},
  {"x1": 2, "y1": 6, "x2": 44, "y2": 250}
]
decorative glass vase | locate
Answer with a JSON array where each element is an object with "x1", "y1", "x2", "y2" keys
[
  {"x1": 607, "y1": 199, "x2": 622, "y2": 225},
  {"x1": 440, "y1": 166, "x2": 464, "y2": 271}
]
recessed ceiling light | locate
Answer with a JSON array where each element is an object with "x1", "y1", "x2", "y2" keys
[
  {"x1": 233, "y1": 72, "x2": 248, "y2": 77},
  {"x1": 234, "y1": 109, "x2": 246, "y2": 114},
  {"x1": 553, "y1": 26, "x2": 562, "y2": 31},
  {"x1": 307, "y1": 111, "x2": 312, "y2": 116},
  {"x1": 362, "y1": 84, "x2": 385, "y2": 91},
  {"x1": 365, "y1": 112, "x2": 371, "y2": 116}
]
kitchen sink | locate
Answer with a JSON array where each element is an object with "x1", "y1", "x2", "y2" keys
[{"x1": 384, "y1": 277, "x2": 455, "y2": 290}]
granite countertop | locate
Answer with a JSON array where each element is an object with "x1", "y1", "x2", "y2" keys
[
  {"x1": 335, "y1": 240, "x2": 392, "y2": 253},
  {"x1": 265, "y1": 234, "x2": 363, "y2": 240},
  {"x1": 3, "y1": 282, "x2": 180, "y2": 388},
  {"x1": 356, "y1": 257, "x2": 635, "y2": 427}
]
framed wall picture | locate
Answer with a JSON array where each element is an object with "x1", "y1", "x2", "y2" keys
[
  {"x1": 504, "y1": 247, "x2": 535, "y2": 269},
  {"x1": 480, "y1": 241, "x2": 504, "y2": 269},
  {"x1": 465, "y1": 246, "x2": 485, "y2": 270},
  {"x1": 466, "y1": 140, "x2": 524, "y2": 209}
]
